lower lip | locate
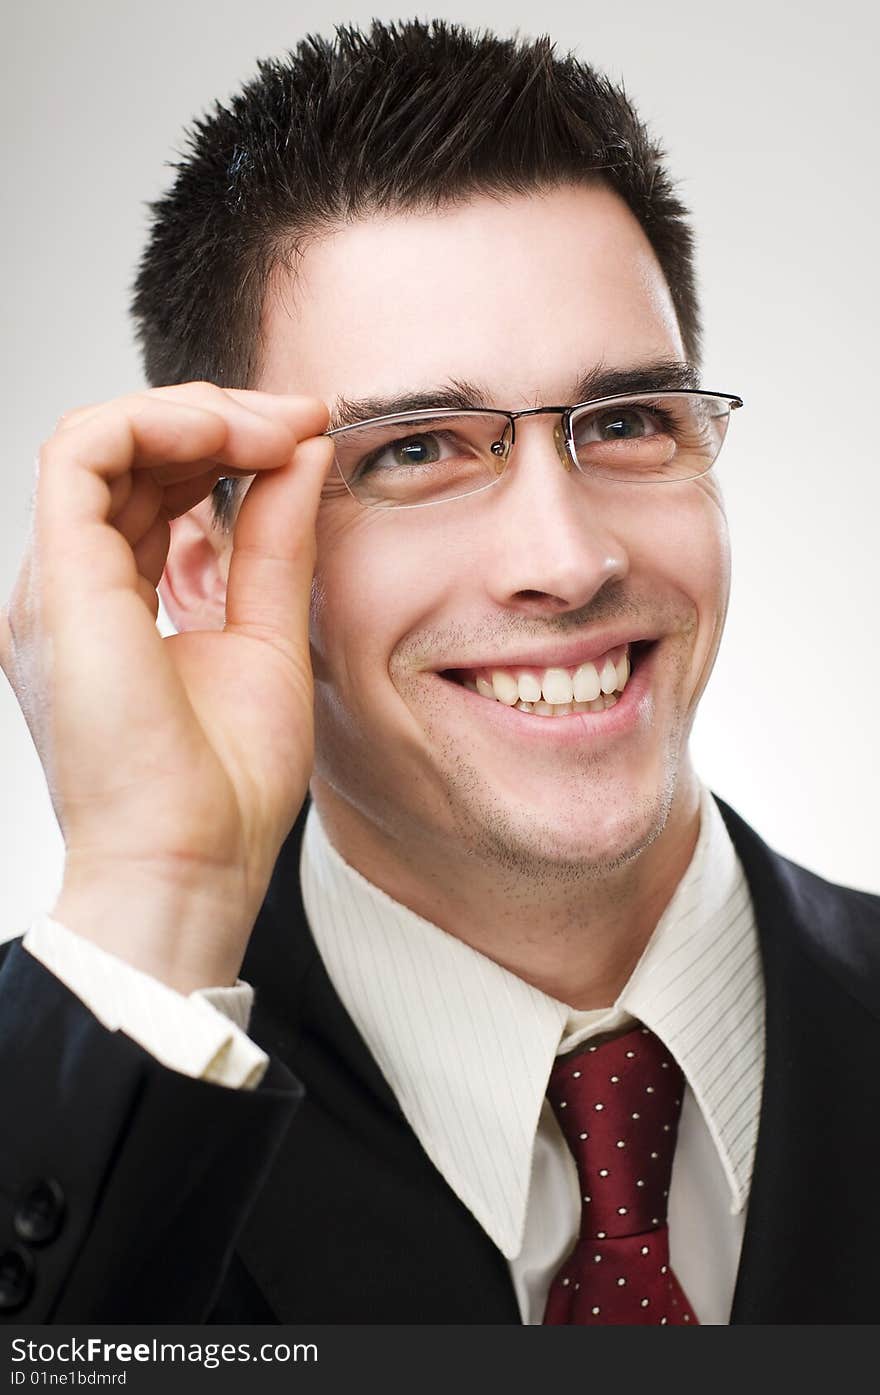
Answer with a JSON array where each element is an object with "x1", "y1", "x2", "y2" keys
[{"x1": 434, "y1": 643, "x2": 659, "y2": 746}]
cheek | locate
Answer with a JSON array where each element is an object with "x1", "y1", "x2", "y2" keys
[
  {"x1": 642, "y1": 472, "x2": 727, "y2": 582},
  {"x1": 310, "y1": 509, "x2": 383, "y2": 684},
  {"x1": 309, "y1": 505, "x2": 453, "y2": 689},
  {"x1": 689, "y1": 478, "x2": 731, "y2": 624},
  {"x1": 641, "y1": 480, "x2": 731, "y2": 676}
]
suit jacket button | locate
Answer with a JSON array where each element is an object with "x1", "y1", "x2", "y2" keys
[
  {"x1": 14, "y1": 1178, "x2": 66, "y2": 1246},
  {"x1": 0, "y1": 1247, "x2": 34, "y2": 1312}
]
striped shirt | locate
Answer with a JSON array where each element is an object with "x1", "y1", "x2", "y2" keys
[{"x1": 301, "y1": 781, "x2": 764, "y2": 1324}]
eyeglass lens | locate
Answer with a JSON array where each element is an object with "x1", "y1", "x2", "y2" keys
[{"x1": 330, "y1": 393, "x2": 734, "y2": 509}]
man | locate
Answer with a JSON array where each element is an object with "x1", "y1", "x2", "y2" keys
[{"x1": 0, "y1": 20, "x2": 877, "y2": 1326}]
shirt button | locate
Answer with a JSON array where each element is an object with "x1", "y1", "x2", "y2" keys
[
  {"x1": 0, "y1": 1247, "x2": 34, "y2": 1312},
  {"x1": 14, "y1": 1177, "x2": 66, "y2": 1246}
]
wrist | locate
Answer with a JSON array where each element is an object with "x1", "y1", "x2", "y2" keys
[{"x1": 51, "y1": 863, "x2": 253, "y2": 994}]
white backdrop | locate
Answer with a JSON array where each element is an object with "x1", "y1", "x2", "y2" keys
[{"x1": 2, "y1": 0, "x2": 877, "y2": 938}]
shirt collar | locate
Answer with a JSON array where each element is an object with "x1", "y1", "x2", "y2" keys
[{"x1": 300, "y1": 784, "x2": 763, "y2": 1259}]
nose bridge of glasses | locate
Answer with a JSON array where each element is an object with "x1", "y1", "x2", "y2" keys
[
  {"x1": 553, "y1": 420, "x2": 574, "y2": 471},
  {"x1": 499, "y1": 405, "x2": 574, "y2": 473}
]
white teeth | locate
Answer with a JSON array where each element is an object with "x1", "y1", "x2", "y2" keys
[
  {"x1": 517, "y1": 673, "x2": 543, "y2": 703},
  {"x1": 491, "y1": 670, "x2": 520, "y2": 705},
  {"x1": 541, "y1": 668, "x2": 573, "y2": 704},
  {"x1": 460, "y1": 642, "x2": 636, "y2": 717},
  {"x1": 573, "y1": 661, "x2": 601, "y2": 703},
  {"x1": 599, "y1": 658, "x2": 618, "y2": 695},
  {"x1": 472, "y1": 691, "x2": 620, "y2": 718}
]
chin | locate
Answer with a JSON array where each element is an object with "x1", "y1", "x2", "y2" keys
[{"x1": 442, "y1": 754, "x2": 681, "y2": 882}]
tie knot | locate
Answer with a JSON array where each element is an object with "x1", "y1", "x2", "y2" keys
[{"x1": 547, "y1": 1024, "x2": 684, "y2": 1240}]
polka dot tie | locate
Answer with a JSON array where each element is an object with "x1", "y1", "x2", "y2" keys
[{"x1": 542, "y1": 1023, "x2": 699, "y2": 1326}]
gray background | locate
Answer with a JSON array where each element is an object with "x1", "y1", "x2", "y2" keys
[{"x1": 2, "y1": 0, "x2": 877, "y2": 935}]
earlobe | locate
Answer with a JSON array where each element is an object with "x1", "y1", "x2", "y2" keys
[{"x1": 158, "y1": 503, "x2": 230, "y2": 633}]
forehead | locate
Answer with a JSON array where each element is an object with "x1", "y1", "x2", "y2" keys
[{"x1": 258, "y1": 183, "x2": 685, "y2": 406}]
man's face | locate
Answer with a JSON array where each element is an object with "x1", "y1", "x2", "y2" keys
[{"x1": 258, "y1": 184, "x2": 731, "y2": 875}]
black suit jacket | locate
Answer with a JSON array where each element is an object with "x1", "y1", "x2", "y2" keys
[{"x1": 1, "y1": 794, "x2": 878, "y2": 1324}]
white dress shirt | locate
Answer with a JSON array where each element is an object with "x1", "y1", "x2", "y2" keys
[
  {"x1": 300, "y1": 782, "x2": 764, "y2": 1324},
  {"x1": 22, "y1": 781, "x2": 764, "y2": 1324}
]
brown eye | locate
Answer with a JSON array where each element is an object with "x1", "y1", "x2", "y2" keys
[
  {"x1": 591, "y1": 408, "x2": 657, "y2": 442},
  {"x1": 389, "y1": 434, "x2": 442, "y2": 466}
]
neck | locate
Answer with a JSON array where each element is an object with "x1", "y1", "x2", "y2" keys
[{"x1": 309, "y1": 769, "x2": 702, "y2": 1010}]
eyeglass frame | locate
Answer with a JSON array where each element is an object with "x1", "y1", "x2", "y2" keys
[{"x1": 323, "y1": 388, "x2": 745, "y2": 509}]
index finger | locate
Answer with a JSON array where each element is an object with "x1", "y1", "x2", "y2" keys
[
  {"x1": 57, "y1": 386, "x2": 329, "y2": 439},
  {"x1": 34, "y1": 395, "x2": 324, "y2": 612}
]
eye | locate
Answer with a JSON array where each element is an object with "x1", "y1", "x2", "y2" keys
[
  {"x1": 358, "y1": 430, "x2": 465, "y2": 476},
  {"x1": 583, "y1": 407, "x2": 663, "y2": 443},
  {"x1": 384, "y1": 433, "x2": 442, "y2": 467}
]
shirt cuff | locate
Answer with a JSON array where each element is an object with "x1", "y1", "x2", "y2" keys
[{"x1": 22, "y1": 914, "x2": 268, "y2": 1089}]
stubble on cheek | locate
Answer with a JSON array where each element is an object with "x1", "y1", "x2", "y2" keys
[
  {"x1": 408, "y1": 635, "x2": 694, "y2": 896},
  {"x1": 415, "y1": 704, "x2": 661, "y2": 895}
]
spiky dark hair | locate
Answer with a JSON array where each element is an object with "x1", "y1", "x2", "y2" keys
[{"x1": 131, "y1": 19, "x2": 701, "y2": 531}]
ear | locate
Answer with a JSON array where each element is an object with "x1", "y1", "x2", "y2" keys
[{"x1": 158, "y1": 497, "x2": 232, "y2": 633}]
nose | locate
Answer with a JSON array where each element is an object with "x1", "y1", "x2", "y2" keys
[{"x1": 481, "y1": 416, "x2": 630, "y2": 615}]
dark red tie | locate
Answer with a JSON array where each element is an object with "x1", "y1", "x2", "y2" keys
[{"x1": 542, "y1": 1023, "x2": 699, "y2": 1325}]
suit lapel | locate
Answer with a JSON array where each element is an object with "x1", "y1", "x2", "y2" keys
[
  {"x1": 234, "y1": 796, "x2": 880, "y2": 1323},
  {"x1": 235, "y1": 799, "x2": 520, "y2": 1323},
  {"x1": 715, "y1": 798, "x2": 880, "y2": 1322}
]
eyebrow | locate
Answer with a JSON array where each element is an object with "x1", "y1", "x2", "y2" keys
[{"x1": 328, "y1": 358, "x2": 701, "y2": 430}]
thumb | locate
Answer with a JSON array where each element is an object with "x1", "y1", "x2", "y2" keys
[
  {"x1": 223, "y1": 433, "x2": 335, "y2": 650},
  {"x1": 0, "y1": 606, "x2": 12, "y2": 678}
]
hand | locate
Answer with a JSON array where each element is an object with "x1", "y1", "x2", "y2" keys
[{"x1": 0, "y1": 383, "x2": 332, "y2": 991}]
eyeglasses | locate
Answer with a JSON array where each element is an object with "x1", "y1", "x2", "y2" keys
[{"x1": 324, "y1": 389, "x2": 743, "y2": 510}]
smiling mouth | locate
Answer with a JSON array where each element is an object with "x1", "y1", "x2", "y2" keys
[{"x1": 439, "y1": 640, "x2": 656, "y2": 718}]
